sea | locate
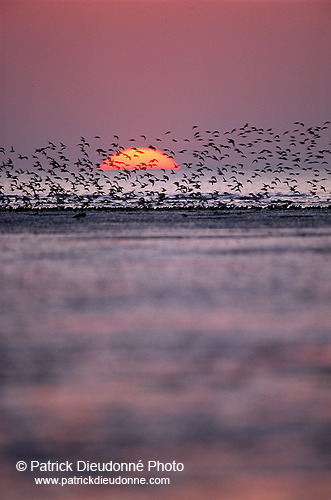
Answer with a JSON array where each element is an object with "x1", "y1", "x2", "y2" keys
[{"x1": 1, "y1": 207, "x2": 331, "y2": 500}]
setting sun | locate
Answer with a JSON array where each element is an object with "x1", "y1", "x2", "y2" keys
[{"x1": 100, "y1": 147, "x2": 180, "y2": 170}]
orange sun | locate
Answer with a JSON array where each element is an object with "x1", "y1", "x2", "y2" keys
[{"x1": 100, "y1": 147, "x2": 180, "y2": 170}]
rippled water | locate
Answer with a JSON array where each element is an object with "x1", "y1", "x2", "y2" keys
[{"x1": 1, "y1": 209, "x2": 331, "y2": 499}]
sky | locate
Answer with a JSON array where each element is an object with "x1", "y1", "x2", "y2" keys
[{"x1": 1, "y1": 0, "x2": 331, "y2": 153}]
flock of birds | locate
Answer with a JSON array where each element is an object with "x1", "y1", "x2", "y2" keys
[{"x1": 1, "y1": 121, "x2": 330, "y2": 210}]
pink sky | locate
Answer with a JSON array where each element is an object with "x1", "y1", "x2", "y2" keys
[{"x1": 1, "y1": 0, "x2": 331, "y2": 152}]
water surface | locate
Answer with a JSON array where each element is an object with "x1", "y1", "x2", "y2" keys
[{"x1": 1, "y1": 209, "x2": 331, "y2": 499}]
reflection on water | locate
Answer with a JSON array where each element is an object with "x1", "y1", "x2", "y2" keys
[{"x1": 1, "y1": 209, "x2": 331, "y2": 499}]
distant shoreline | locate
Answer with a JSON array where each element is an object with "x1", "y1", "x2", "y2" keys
[{"x1": 1, "y1": 204, "x2": 331, "y2": 213}]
